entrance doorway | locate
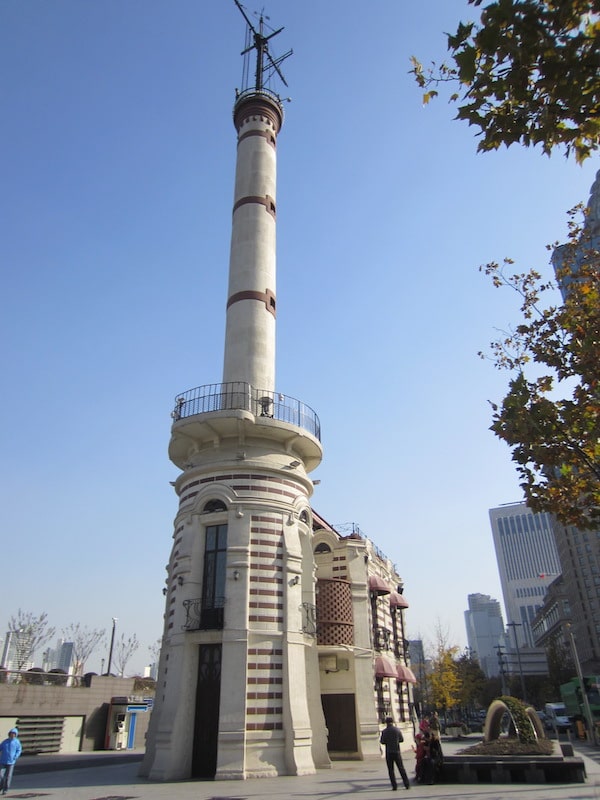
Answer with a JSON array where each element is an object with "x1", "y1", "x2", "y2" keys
[
  {"x1": 321, "y1": 693, "x2": 358, "y2": 752},
  {"x1": 192, "y1": 644, "x2": 222, "y2": 777}
]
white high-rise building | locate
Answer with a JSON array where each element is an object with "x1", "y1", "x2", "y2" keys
[
  {"x1": 464, "y1": 593, "x2": 506, "y2": 678},
  {"x1": 1, "y1": 630, "x2": 33, "y2": 672},
  {"x1": 490, "y1": 502, "x2": 561, "y2": 649}
]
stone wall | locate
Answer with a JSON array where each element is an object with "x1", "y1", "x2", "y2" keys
[{"x1": 0, "y1": 676, "x2": 153, "y2": 752}]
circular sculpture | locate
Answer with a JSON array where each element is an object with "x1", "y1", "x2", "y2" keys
[{"x1": 483, "y1": 696, "x2": 544, "y2": 744}]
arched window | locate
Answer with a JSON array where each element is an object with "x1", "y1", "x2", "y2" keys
[
  {"x1": 314, "y1": 542, "x2": 332, "y2": 554},
  {"x1": 203, "y1": 499, "x2": 227, "y2": 513},
  {"x1": 299, "y1": 510, "x2": 309, "y2": 523}
]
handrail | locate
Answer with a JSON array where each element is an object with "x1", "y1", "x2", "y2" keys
[{"x1": 171, "y1": 382, "x2": 321, "y2": 441}]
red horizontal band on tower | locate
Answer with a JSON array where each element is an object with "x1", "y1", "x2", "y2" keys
[
  {"x1": 226, "y1": 289, "x2": 276, "y2": 316},
  {"x1": 232, "y1": 194, "x2": 276, "y2": 218}
]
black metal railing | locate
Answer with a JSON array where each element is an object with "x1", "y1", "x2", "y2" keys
[
  {"x1": 301, "y1": 603, "x2": 317, "y2": 637},
  {"x1": 374, "y1": 627, "x2": 392, "y2": 651},
  {"x1": 394, "y1": 640, "x2": 409, "y2": 660},
  {"x1": 171, "y1": 382, "x2": 321, "y2": 441},
  {"x1": 377, "y1": 702, "x2": 392, "y2": 721},
  {"x1": 183, "y1": 597, "x2": 225, "y2": 631}
]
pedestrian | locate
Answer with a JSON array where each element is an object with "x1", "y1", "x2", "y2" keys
[
  {"x1": 380, "y1": 716, "x2": 410, "y2": 791},
  {"x1": 0, "y1": 728, "x2": 21, "y2": 795},
  {"x1": 429, "y1": 711, "x2": 441, "y2": 740}
]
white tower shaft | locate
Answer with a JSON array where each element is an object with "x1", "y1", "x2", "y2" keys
[{"x1": 222, "y1": 95, "x2": 283, "y2": 392}]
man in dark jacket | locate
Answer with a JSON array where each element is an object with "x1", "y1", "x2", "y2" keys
[{"x1": 380, "y1": 717, "x2": 410, "y2": 790}]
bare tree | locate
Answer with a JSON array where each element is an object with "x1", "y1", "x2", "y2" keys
[
  {"x1": 148, "y1": 638, "x2": 162, "y2": 665},
  {"x1": 148, "y1": 639, "x2": 162, "y2": 664},
  {"x1": 8, "y1": 610, "x2": 55, "y2": 671},
  {"x1": 62, "y1": 624, "x2": 106, "y2": 676},
  {"x1": 114, "y1": 633, "x2": 139, "y2": 677}
]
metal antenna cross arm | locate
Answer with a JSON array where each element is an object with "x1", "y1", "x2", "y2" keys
[{"x1": 233, "y1": 0, "x2": 291, "y2": 92}]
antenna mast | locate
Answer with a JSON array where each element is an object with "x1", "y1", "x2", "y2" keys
[{"x1": 233, "y1": 0, "x2": 292, "y2": 94}]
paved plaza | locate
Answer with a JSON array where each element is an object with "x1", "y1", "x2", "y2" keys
[{"x1": 8, "y1": 738, "x2": 600, "y2": 800}]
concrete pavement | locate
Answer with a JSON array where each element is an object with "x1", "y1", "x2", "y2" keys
[{"x1": 8, "y1": 736, "x2": 600, "y2": 800}]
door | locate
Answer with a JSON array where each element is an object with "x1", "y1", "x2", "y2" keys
[
  {"x1": 127, "y1": 713, "x2": 137, "y2": 749},
  {"x1": 192, "y1": 643, "x2": 222, "y2": 777},
  {"x1": 321, "y1": 693, "x2": 358, "y2": 752}
]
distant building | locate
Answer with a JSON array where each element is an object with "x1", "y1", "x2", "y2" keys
[
  {"x1": 57, "y1": 642, "x2": 74, "y2": 673},
  {"x1": 407, "y1": 639, "x2": 427, "y2": 714},
  {"x1": 490, "y1": 503, "x2": 561, "y2": 649},
  {"x1": 549, "y1": 520, "x2": 600, "y2": 673},
  {"x1": 42, "y1": 640, "x2": 75, "y2": 674},
  {"x1": 530, "y1": 574, "x2": 574, "y2": 684},
  {"x1": 464, "y1": 593, "x2": 506, "y2": 678},
  {"x1": 490, "y1": 502, "x2": 562, "y2": 677},
  {"x1": 1, "y1": 630, "x2": 33, "y2": 672}
]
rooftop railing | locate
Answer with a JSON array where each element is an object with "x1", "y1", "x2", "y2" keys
[{"x1": 171, "y1": 382, "x2": 321, "y2": 441}]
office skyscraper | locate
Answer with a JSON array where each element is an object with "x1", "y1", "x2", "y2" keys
[
  {"x1": 464, "y1": 593, "x2": 506, "y2": 677},
  {"x1": 490, "y1": 502, "x2": 561, "y2": 649}
]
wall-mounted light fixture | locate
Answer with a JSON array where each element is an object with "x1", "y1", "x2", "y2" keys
[
  {"x1": 177, "y1": 576, "x2": 184, "y2": 586},
  {"x1": 162, "y1": 587, "x2": 168, "y2": 596},
  {"x1": 289, "y1": 460, "x2": 301, "y2": 468},
  {"x1": 290, "y1": 575, "x2": 300, "y2": 586},
  {"x1": 233, "y1": 569, "x2": 240, "y2": 581}
]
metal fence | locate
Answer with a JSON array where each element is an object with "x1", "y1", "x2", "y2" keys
[{"x1": 171, "y1": 382, "x2": 321, "y2": 441}]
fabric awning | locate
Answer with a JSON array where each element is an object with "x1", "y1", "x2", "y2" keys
[
  {"x1": 397, "y1": 664, "x2": 417, "y2": 684},
  {"x1": 375, "y1": 656, "x2": 398, "y2": 678},
  {"x1": 389, "y1": 592, "x2": 409, "y2": 608},
  {"x1": 369, "y1": 575, "x2": 391, "y2": 595}
]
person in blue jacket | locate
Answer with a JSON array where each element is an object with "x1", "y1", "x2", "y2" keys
[{"x1": 0, "y1": 728, "x2": 22, "y2": 794}]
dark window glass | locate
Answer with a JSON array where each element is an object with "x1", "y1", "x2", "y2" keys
[{"x1": 201, "y1": 524, "x2": 227, "y2": 629}]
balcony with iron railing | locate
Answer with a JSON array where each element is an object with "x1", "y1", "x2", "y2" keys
[
  {"x1": 169, "y1": 382, "x2": 323, "y2": 471},
  {"x1": 171, "y1": 382, "x2": 321, "y2": 440},
  {"x1": 374, "y1": 626, "x2": 392, "y2": 652},
  {"x1": 183, "y1": 597, "x2": 225, "y2": 631},
  {"x1": 301, "y1": 603, "x2": 317, "y2": 637}
]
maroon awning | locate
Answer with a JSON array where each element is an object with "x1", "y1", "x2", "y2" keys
[
  {"x1": 397, "y1": 665, "x2": 417, "y2": 684},
  {"x1": 389, "y1": 591, "x2": 409, "y2": 608},
  {"x1": 369, "y1": 575, "x2": 391, "y2": 595},
  {"x1": 375, "y1": 656, "x2": 398, "y2": 678}
]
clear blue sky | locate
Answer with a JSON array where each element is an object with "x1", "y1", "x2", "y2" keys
[{"x1": 1, "y1": 0, "x2": 596, "y2": 674}]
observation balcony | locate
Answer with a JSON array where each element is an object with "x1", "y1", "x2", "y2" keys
[{"x1": 169, "y1": 382, "x2": 322, "y2": 472}]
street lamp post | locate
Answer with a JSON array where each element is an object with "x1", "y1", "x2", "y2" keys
[
  {"x1": 566, "y1": 625, "x2": 596, "y2": 744},
  {"x1": 106, "y1": 618, "x2": 118, "y2": 676},
  {"x1": 496, "y1": 645, "x2": 509, "y2": 695},
  {"x1": 507, "y1": 622, "x2": 527, "y2": 702}
]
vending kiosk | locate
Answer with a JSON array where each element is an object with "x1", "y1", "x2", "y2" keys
[{"x1": 105, "y1": 695, "x2": 153, "y2": 750}]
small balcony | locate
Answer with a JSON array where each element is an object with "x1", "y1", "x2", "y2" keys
[
  {"x1": 394, "y1": 640, "x2": 409, "y2": 660},
  {"x1": 374, "y1": 627, "x2": 392, "y2": 652},
  {"x1": 169, "y1": 382, "x2": 323, "y2": 472},
  {"x1": 183, "y1": 597, "x2": 225, "y2": 631},
  {"x1": 171, "y1": 382, "x2": 321, "y2": 441},
  {"x1": 301, "y1": 603, "x2": 317, "y2": 637}
]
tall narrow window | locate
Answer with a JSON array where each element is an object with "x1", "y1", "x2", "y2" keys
[{"x1": 201, "y1": 524, "x2": 228, "y2": 629}]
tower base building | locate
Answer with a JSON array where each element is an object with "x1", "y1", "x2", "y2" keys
[{"x1": 142, "y1": 12, "x2": 415, "y2": 782}]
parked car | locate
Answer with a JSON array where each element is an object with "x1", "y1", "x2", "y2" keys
[{"x1": 544, "y1": 702, "x2": 571, "y2": 732}]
